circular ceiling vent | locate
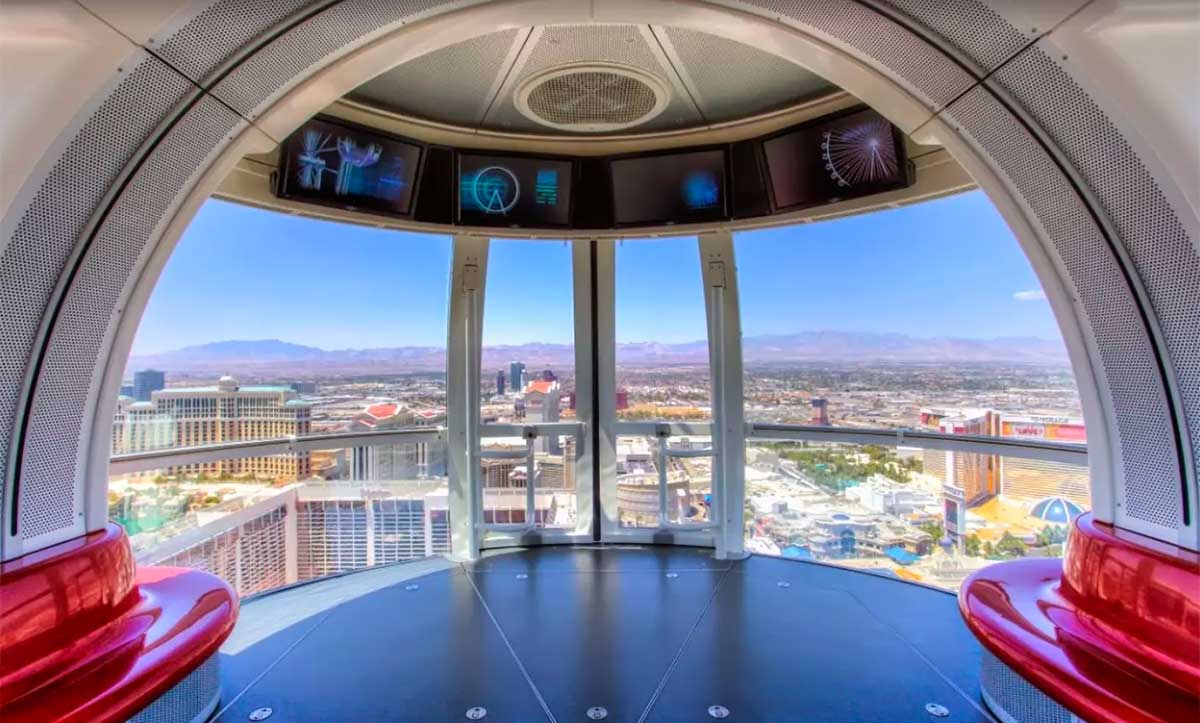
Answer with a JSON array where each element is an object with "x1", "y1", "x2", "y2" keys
[{"x1": 514, "y1": 63, "x2": 671, "y2": 133}]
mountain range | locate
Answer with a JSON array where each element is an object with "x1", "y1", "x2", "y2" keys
[{"x1": 129, "y1": 332, "x2": 1070, "y2": 376}]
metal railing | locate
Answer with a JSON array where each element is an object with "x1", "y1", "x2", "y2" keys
[
  {"x1": 615, "y1": 420, "x2": 718, "y2": 530},
  {"x1": 745, "y1": 423, "x2": 1088, "y2": 466},
  {"x1": 478, "y1": 421, "x2": 585, "y2": 532},
  {"x1": 109, "y1": 427, "x2": 446, "y2": 476}
]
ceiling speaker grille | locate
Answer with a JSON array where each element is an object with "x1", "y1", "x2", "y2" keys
[{"x1": 517, "y1": 66, "x2": 666, "y2": 131}]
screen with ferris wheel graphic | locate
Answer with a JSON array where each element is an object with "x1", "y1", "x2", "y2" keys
[
  {"x1": 762, "y1": 107, "x2": 910, "y2": 213},
  {"x1": 458, "y1": 153, "x2": 574, "y2": 227}
]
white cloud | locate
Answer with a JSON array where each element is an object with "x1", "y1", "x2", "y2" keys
[{"x1": 1013, "y1": 289, "x2": 1047, "y2": 302}]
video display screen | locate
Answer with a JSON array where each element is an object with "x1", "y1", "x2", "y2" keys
[
  {"x1": 458, "y1": 154, "x2": 574, "y2": 227},
  {"x1": 609, "y1": 149, "x2": 727, "y2": 226},
  {"x1": 762, "y1": 108, "x2": 909, "y2": 212},
  {"x1": 277, "y1": 116, "x2": 422, "y2": 216}
]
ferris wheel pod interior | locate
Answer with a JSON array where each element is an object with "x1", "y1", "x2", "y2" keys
[{"x1": 0, "y1": 2, "x2": 1197, "y2": 723}]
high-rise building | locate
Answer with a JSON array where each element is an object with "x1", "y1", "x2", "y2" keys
[
  {"x1": 810, "y1": 398, "x2": 830, "y2": 426},
  {"x1": 115, "y1": 375, "x2": 312, "y2": 478},
  {"x1": 997, "y1": 414, "x2": 1089, "y2": 506},
  {"x1": 133, "y1": 369, "x2": 165, "y2": 402},
  {"x1": 509, "y1": 361, "x2": 526, "y2": 392},
  {"x1": 348, "y1": 402, "x2": 447, "y2": 481},
  {"x1": 496, "y1": 370, "x2": 505, "y2": 396},
  {"x1": 542, "y1": 369, "x2": 557, "y2": 382},
  {"x1": 143, "y1": 482, "x2": 450, "y2": 597}
]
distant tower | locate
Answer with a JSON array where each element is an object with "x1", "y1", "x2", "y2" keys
[
  {"x1": 133, "y1": 369, "x2": 165, "y2": 402},
  {"x1": 542, "y1": 369, "x2": 556, "y2": 382},
  {"x1": 510, "y1": 361, "x2": 526, "y2": 392},
  {"x1": 810, "y1": 398, "x2": 830, "y2": 426},
  {"x1": 496, "y1": 370, "x2": 506, "y2": 396}
]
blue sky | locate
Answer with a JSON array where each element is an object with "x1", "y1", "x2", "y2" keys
[{"x1": 132, "y1": 191, "x2": 1061, "y2": 354}]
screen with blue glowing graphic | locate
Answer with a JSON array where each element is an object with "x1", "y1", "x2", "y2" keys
[
  {"x1": 277, "y1": 116, "x2": 422, "y2": 217},
  {"x1": 458, "y1": 153, "x2": 574, "y2": 227},
  {"x1": 609, "y1": 148, "x2": 727, "y2": 226}
]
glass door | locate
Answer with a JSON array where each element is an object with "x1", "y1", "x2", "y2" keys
[{"x1": 449, "y1": 233, "x2": 743, "y2": 557}]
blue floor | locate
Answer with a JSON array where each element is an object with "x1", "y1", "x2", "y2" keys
[{"x1": 215, "y1": 547, "x2": 993, "y2": 722}]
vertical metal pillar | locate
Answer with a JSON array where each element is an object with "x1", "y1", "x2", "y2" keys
[
  {"x1": 571, "y1": 240, "x2": 597, "y2": 539},
  {"x1": 592, "y1": 241, "x2": 619, "y2": 539},
  {"x1": 700, "y1": 231, "x2": 747, "y2": 559},
  {"x1": 448, "y1": 236, "x2": 488, "y2": 560}
]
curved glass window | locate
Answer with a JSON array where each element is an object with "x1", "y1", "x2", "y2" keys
[
  {"x1": 108, "y1": 199, "x2": 452, "y2": 596},
  {"x1": 737, "y1": 191, "x2": 1089, "y2": 591},
  {"x1": 479, "y1": 239, "x2": 579, "y2": 530},
  {"x1": 615, "y1": 237, "x2": 712, "y2": 422}
]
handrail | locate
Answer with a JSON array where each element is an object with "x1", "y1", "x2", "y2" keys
[
  {"x1": 614, "y1": 421, "x2": 713, "y2": 437},
  {"x1": 478, "y1": 421, "x2": 585, "y2": 533},
  {"x1": 745, "y1": 423, "x2": 1088, "y2": 465},
  {"x1": 109, "y1": 427, "x2": 446, "y2": 476},
  {"x1": 481, "y1": 421, "x2": 584, "y2": 438}
]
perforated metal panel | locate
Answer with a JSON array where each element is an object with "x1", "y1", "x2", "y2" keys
[
  {"x1": 153, "y1": 0, "x2": 322, "y2": 86},
  {"x1": 349, "y1": 28, "x2": 522, "y2": 127},
  {"x1": 484, "y1": 25, "x2": 702, "y2": 134},
  {"x1": 980, "y1": 649, "x2": 1071, "y2": 723},
  {"x1": 989, "y1": 46, "x2": 1200, "y2": 526},
  {"x1": 871, "y1": 0, "x2": 1032, "y2": 76},
  {"x1": 940, "y1": 86, "x2": 1183, "y2": 533},
  {"x1": 0, "y1": 54, "x2": 194, "y2": 542},
  {"x1": 126, "y1": 652, "x2": 220, "y2": 723},
  {"x1": 211, "y1": 0, "x2": 468, "y2": 119},
  {"x1": 723, "y1": 0, "x2": 974, "y2": 111},
  {"x1": 18, "y1": 95, "x2": 243, "y2": 541},
  {"x1": 658, "y1": 26, "x2": 832, "y2": 123}
]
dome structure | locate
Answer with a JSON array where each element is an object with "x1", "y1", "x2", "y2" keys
[{"x1": 1029, "y1": 497, "x2": 1085, "y2": 526}]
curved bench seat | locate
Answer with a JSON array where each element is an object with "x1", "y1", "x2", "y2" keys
[
  {"x1": 960, "y1": 513, "x2": 1199, "y2": 723},
  {"x1": 0, "y1": 524, "x2": 237, "y2": 723}
]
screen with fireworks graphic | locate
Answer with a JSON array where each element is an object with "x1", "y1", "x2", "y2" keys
[
  {"x1": 458, "y1": 153, "x2": 575, "y2": 228},
  {"x1": 277, "y1": 116, "x2": 423, "y2": 216},
  {"x1": 609, "y1": 148, "x2": 727, "y2": 226},
  {"x1": 762, "y1": 108, "x2": 910, "y2": 212}
]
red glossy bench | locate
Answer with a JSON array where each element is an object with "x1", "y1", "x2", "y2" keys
[
  {"x1": 0, "y1": 523, "x2": 237, "y2": 723},
  {"x1": 960, "y1": 512, "x2": 1199, "y2": 723}
]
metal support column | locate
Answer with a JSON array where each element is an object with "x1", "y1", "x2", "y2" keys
[
  {"x1": 447, "y1": 236, "x2": 488, "y2": 560},
  {"x1": 700, "y1": 231, "x2": 747, "y2": 559},
  {"x1": 592, "y1": 241, "x2": 619, "y2": 539},
  {"x1": 571, "y1": 241, "x2": 597, "y2": 539}
]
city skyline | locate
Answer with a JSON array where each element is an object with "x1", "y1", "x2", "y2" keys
[{"x1": 131, "y1": 190, "x2": 1064, "y2": 355}]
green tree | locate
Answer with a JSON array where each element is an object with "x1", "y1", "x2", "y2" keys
[
  {"x1": 964, "y1": 534, "x2": 982, "y2": 557},
  {"x1": 995, "y1": 531, "x2": 1028, "y2": 558},
  {"x1": 918, "y1": 522, "x2": 944, "y2": 542}
]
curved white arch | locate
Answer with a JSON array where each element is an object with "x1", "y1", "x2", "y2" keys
[{"x1": 1, "y1": 0, "x2": 1195, "y2": 559}]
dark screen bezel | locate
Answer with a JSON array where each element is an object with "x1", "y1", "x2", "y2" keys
[
  {"x1": 607, "y1": 145, "x2": 732, "y2": 228},
  {"x1": 455, "y1": 149, "x2": 578, "y2": 229},
  {"x1": 759, "y1": 105, "x2": 910, "y2": 214},
  {"x1": 275, "y1": 114, "x2": 426, "y2": 219}
]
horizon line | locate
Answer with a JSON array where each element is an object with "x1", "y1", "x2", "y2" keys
[{"x1": 132, "y1": 330, "x2": 1069, "y2": 357}]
